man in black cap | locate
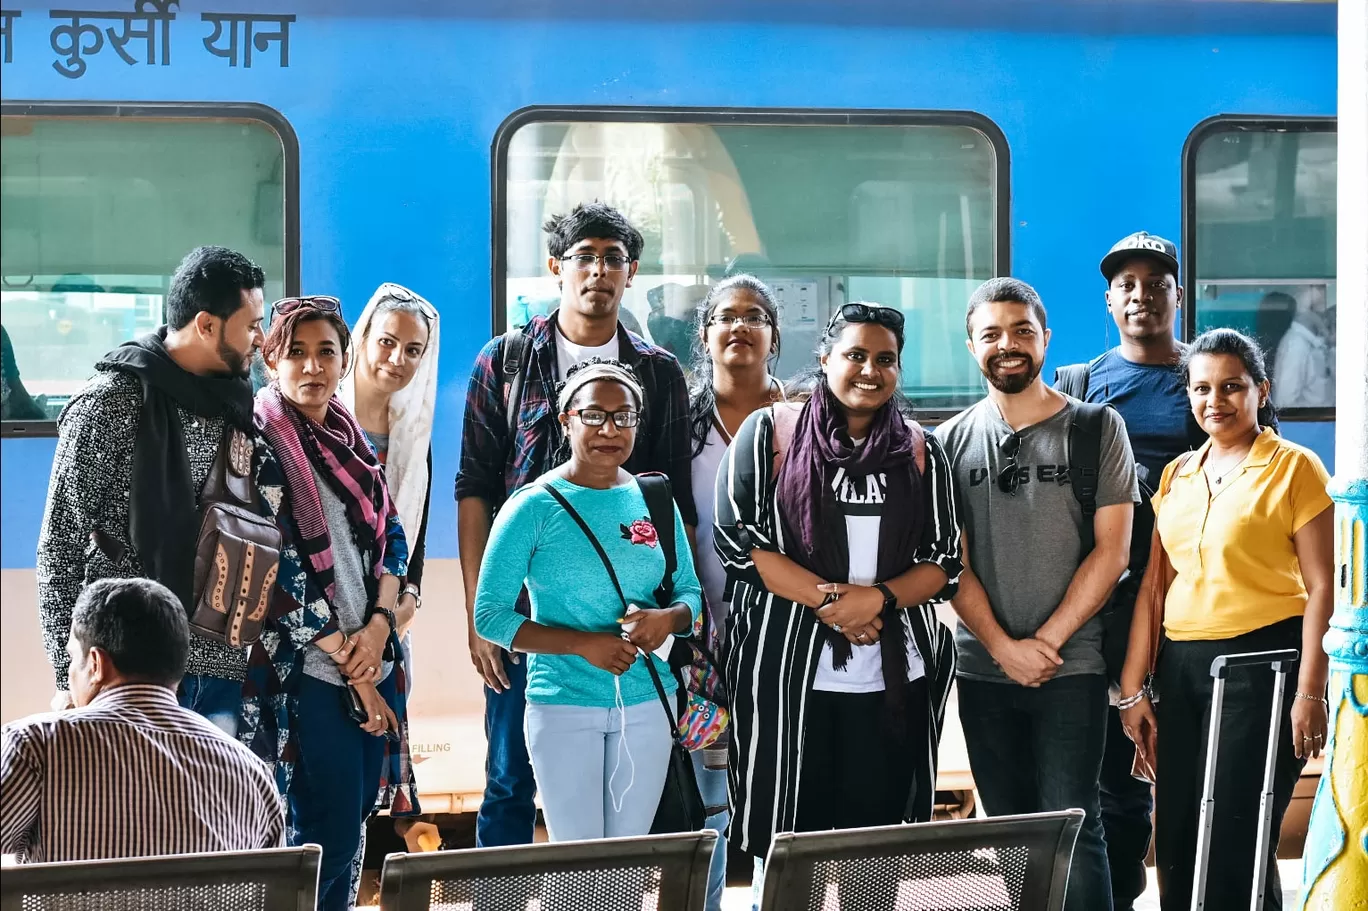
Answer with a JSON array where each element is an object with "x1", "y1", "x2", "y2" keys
[{"x1": 1053, "y1": 231, "x2": 1205, "y2": 911}]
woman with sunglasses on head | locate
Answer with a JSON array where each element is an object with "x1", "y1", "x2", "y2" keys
[
  {"x1": 715, "y1": 303, "x2": 962, "y2": 881},
  {"x1": 686, "y1": 275, "x2": 784, "y2": 911},
  {"x1": 474, "y1": 359, "x2": 702, "y2": 842},
  {"x1": 242, "y1": 296, "x2": 414, "y2": 911},
  {"x1": 338, "y1": 283, "x2": 438, "y2": 894},
  {"x1": 1119, "y1": 329, "x2": 1332, "y2": 911}
]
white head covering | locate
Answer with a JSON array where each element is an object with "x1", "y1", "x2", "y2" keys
[{"x1": 340, "y1": 283, "x2": 440, "y2": 551}]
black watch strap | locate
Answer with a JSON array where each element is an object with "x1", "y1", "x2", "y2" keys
[{"x1": 875, "y1": 583, "x2": 897, "y2": 609}]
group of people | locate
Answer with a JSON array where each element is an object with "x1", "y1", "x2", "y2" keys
[{"x1": 0, "y1": 203, "x2": 1334, "y2": 911}]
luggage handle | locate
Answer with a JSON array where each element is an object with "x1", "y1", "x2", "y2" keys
[
  {"x1": 1192, "y1": 648, "x2": 1300, "y2": 911},
  {"x1": 1208, "y1": 649, "x2": 1299, "y2": 678}
]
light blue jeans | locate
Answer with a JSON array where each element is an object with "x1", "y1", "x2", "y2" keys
[
  {"x1": 524, "y1": 699, "x2": 673, "y2": 841},
  {"x1": 690, "y1": 750, "x2": 729, "y2": 911}
]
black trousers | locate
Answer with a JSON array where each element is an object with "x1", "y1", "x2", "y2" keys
[
  {"x1": 1154, "y1": 618, "x2": 1306, "y2": 911},
  {"x1": 1101, "y1": 706, "x2": 1154, "y2": 911},
  {"x1": 795, "y1": 680, "x2": 928, "y2": 832}
]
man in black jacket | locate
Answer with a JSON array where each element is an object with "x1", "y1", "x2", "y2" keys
[{"x1": 38, "y1": 246, "x2": 268, "y2": 737}]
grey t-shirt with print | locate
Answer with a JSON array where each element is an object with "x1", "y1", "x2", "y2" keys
[{"x1": 936, "y1": 397, "x2": 1139, "y2": 682}]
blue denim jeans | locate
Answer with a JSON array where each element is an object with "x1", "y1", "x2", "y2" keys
[
  {"x1": 176, "y1": 675, "x2": 243, "y2": 738},
  {"x1": 690, "y1": 750, "x2": 729, "y2": 911},
  {"x1": 476, "y1": 653, "x2": 538, "y2": 847},
  {"x1": 958, "y1": 674, "x2": 1113, "y2": 911},
  {"x1": 288, "y1": 673, "x2": 391, "y2": 911}
]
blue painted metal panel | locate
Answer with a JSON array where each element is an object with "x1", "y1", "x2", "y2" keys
[{"x1": 0, "y1": 1, "x2": 1338, "y2": 566}]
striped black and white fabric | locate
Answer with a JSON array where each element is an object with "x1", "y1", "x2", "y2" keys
[
  {"x1": 0, "y1": 684, "x2": 284, "y2": 863},
  {"x1": 714, "y1": 406, "x2": 961, "y2": 858}
]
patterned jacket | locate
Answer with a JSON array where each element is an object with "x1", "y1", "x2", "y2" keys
[
  {"x1": 36, "y1": 370, "x2": 250, "y2": 689},
  {"x1": 240, "y1": 444, "x2": 418, "y2": 815}
]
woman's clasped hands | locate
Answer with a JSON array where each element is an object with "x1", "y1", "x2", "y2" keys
[{"x1": 813, "y1": 582, "x2": 883, "y2": 644}]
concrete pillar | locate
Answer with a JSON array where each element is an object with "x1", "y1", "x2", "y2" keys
[{"x1": 1298, "y1": 1, "x2": 1368, "y2": 908}]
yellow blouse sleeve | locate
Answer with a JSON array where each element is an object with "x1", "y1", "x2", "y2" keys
[
  {"x1": 1287, "y1": 451, "x2": 1333, "y2": 534},
  {"x1": 1149, "y1": 456, "x2": 1183, "y2": 517}
]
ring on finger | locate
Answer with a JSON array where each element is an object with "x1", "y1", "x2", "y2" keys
[{"x1": 833, "y1": 623, "x2": 844, "y2": 633}]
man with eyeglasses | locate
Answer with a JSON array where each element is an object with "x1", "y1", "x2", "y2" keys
[
  {"x1": 455, "y1": 202, "x2": 695, "y2": 848},
  {"x1": 1052, "y1": 232, "x2": 1204, "y2": 911},
  {"x1": 937, "y1": 277, "x2": 1138, "y2": 911}
]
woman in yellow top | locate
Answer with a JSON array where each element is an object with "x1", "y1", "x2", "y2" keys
[{"x1": 1119, "y1": 328, "x2": 1333, "y2": 911}]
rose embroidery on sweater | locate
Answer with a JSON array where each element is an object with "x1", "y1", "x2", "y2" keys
[{"x1": 621, "y1": 517, "x2": 659, "y2": 548}]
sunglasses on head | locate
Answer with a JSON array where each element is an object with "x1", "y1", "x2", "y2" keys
[
  {"x1": 377, "y1": 284, "x2": 437, "y2": 319},
  {"x1": 273, "y1": 295, "x2": 342, "y2": 317},
  {"x1": 826, "y1": 303, "x2": 906, "y2": 335}
]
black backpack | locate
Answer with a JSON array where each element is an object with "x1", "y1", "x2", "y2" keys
[{"x1": 500, "y1": 325, "x2": 532, "y2": 439}]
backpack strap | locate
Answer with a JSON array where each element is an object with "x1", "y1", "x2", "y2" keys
[
  {"x1": 769, "y1": 402, "x2": 802, "y2": 476},
  {"x1": 500, "y1": 326, "x2": 531, "y2": 440},
  {"x1": 636, "y1": 472, "x2": 677, "y2": 609},
  {"x1": 1069, "y1": 402, "x2": 1109, "y2": 556},
  {"x1": 1053, "y1": 363, "x2": 1091, "y2": 400}
]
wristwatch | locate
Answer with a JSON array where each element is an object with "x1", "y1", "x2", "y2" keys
[
  {"x1": 874, "y1": 583, "x2": 897, "y2": 611},
  {"x1": 402, "y1": 583, "x2": 423, "y2": 610}
]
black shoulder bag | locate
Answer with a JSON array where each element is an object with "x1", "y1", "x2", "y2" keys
[{"x1": 539, "y1": 479, "x2": 706, "y2": 834}]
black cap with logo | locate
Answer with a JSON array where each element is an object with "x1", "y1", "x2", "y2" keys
[{"x1": 1100, "y1": 231, "x2": 1179, "y2": 282}]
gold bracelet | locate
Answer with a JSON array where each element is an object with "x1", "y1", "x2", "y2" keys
[
  {"x1": 322, "y1": 636, "x2": 348, "y2": 658},
  {"x1": 1293, "y1": 691, "x2": 1328, "y2": 707}
]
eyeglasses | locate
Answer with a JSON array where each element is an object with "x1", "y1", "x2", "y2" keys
[
  {"x1": 706, "y1": 314, "x2": 772, "y2": 330},
  {"x1": 566, "y1": 408, "x2": 640, "y2": 428},
  {"x1": 560, "y1": 253, "x2": 633, "y2": 273},
  {"x1": 273, "y1": 295, "x2": 342, "y2": 316},
  {"x1": 997, "y1": 432, "x2": 1023, "y2": 495},
  {"x1": 826, "y1": 303, "x2": 906, "y2": 335}
]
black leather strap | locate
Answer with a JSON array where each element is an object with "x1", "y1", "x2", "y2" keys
[{"x1": 540, "y1": 482, "x2": 680, "y2": 738}]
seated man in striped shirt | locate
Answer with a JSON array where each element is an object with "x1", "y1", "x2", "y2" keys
[{"x1": 0, "y1": 578, "x2": 284, "y2": 863}]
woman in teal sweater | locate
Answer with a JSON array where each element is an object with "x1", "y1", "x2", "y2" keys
[{"x1": 474, "y1": 359, "x2": 702, "y2": 841}]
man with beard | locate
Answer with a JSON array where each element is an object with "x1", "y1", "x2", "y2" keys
[
  {"x1": 938, "y1": 277, "x2": 1138, "y2": 911},
  {"x1": 1054, "y1": 231, "x2": 1202, "y2": 911},
  {"x1": 38, "y1": 246, "x2": 267, "y2": 736},
  {"x1": 456, "y1": 202, "x2": 694, "y2": 847}
]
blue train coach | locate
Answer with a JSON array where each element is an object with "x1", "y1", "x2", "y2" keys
[{"x1": 0, "y1": 0, "x2": 1340, "y2": 819}]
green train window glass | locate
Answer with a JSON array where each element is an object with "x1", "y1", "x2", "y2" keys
[
  {"x1": 501, "y1": 118, "x2": 1003, "y2": 411},
  {"x1": 1191, "y1": 127, "x2": 1336, "y2": 412},
  {"x1": 1, "y1": 115, "x2": 288, "y2": 421}
]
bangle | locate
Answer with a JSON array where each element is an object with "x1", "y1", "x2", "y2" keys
[
  {"x1": 1294, "y1": 691, "x2": 1328, "y2": 707},
  {"x1": 1117, "y1": 689, "x2": 1149, "y2": 710},
  {"x1": 322, "y1": 636, "x2": 348, "y2": 658}
]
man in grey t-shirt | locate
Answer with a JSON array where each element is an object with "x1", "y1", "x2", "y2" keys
[{"x1": 938, "y1": 278, "x2": 1138, "y2": 911}]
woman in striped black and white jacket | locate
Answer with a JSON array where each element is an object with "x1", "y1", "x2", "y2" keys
[{"x1": 713, "y1": 304, "x2": 962, "y2": 868}]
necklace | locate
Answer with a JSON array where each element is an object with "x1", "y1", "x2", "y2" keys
[{"x1": 1207, "y1": 451, "x2": 1250, "y2": 486}]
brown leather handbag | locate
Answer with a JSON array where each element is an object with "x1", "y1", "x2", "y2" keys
[{"x1": 191, "y1": 428, "x2": 282, "y2": 647}]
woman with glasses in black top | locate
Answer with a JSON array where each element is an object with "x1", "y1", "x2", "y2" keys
[{"x1": 714, "y1": 303, "x2": 963, "y2": 876}]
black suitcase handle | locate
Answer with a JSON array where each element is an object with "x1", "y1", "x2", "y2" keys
[{"x1": 1209, "y1": 649, "x2": 1299, "y2": 678}]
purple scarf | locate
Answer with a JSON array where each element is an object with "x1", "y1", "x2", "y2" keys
[
  {"x1": 776, "y1": 382, "x2": 925, "y2": 723},
  {"x1": 255, "y1": 384, "x2": 392, "y2": 602}
]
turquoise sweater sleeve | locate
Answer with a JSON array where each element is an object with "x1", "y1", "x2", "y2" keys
[{"x1": 472, "y1": 477, "x2": 702, "y2": 708}]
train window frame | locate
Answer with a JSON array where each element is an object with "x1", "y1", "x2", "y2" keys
[
  {"x1": 0, "y1": 100, "x2": 301, "y2": 439},
  {"x1": 490, "y1": 105, "x2": 1011, "y2": 422},
  {"x1": 1181, "y1": 113, "x2": 1337, "y2": 422}
]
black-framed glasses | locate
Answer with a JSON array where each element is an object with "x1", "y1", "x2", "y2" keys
[
  {"x1": 560, "y1": 253, "x2": 633, "y2": 273},
  {"x1": 273, "y1": 295, "x2": 342, "y2": 316},
  {"x1": 566, "y1": 408, "x2": 640, "y2": 428},
  {"x1": 826, "y1": 302, "x2": 906, "y2": 335},
  {"x1": 997, "y1": 432, "x2": 1023, "y2": 495},
  {"x1": 706, "y1": 314, "x2": 772, "y2": 330}
]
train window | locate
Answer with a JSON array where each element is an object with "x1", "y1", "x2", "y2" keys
[
  {"x1": 1186, "y1": 118, "x2": 1336, "y2": 417},
  {"x1": 0, "y1": 105, "x2": 298, "y2": 430},
  {"x1": 495, "y1": 110, "x2": 1008, "y2": 414}
]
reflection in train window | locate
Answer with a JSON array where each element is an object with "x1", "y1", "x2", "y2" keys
[
  {"x1": 0, "y1": 114, "x2": 289, "y2": 422},
  {"x1": 499, "y1": 115, "x2": 1006, "y2": 412},
  {"x1": 1189, "y1": 122, "x2": 1336, "y2": 413}
]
